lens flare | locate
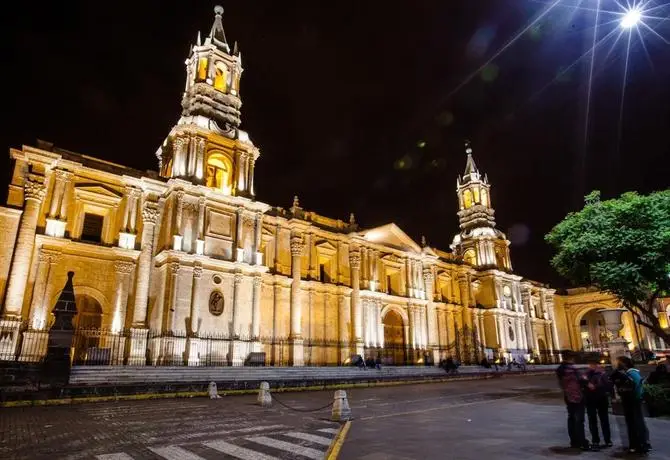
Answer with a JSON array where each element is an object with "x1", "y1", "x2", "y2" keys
[{"x1": 621, "y1": 8, "x2": 642, "y2": 29}]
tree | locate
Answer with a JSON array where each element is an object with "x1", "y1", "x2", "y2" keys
[{"x1": 546, "y1": 190, "x2": 670, "y2": 345}]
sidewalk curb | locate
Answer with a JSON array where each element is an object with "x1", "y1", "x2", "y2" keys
[
  {"x1": 325, "y1": 420, "x2": 351, "y2": 460},
  {"x1": 0, "y1": 371, "x2": 555, "y2": 408}
]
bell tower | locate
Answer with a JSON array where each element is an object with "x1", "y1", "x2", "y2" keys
[
  {"x1": 156, "y1": 6, "x2": 259, "y2": 198},
  {"x1": 451, "y1": 142, "x2": 511, "y2": 271}
]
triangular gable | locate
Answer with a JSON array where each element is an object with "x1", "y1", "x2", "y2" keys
[
  {"x1": 358, "y1": 223, "x2": 422, "y2": 253},
  {"x1": 74, "y1": 182, "x2": 124, "y2": 199},
  {"x1": 315, "y1": 240, "x2": 337, "y2": 252}
]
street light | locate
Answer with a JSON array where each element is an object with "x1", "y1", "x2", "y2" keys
[{"x1": 621, "y1": 7, "x2": 642, "y2": 29}]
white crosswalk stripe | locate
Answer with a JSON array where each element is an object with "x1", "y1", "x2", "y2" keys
[
  {"x1": 96, "y1": 454, "x2": 134, "y2": 460},
  {"x1": 247, "y1": 435, "x2": 324, "y2": 460},
  {"x1": 148, "y1": 445, "x2": 207, "y2": 460},
  {"x1": 317, "y1": 427, "x2": 339, "y2": 434},
  {"x1": 96, "y1": 427, "x2": 335, "y2": 460},
  {"x1": 284, "y1": 431, "x2": 333, "y2": 446},
  {"x1": 204, "y1": 439, "x2": 281, "y2": 460}
]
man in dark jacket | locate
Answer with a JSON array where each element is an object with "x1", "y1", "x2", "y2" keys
[
  {"x1": 582, "y1": 359, "x2": 613, "y2": 448},
  {"x1": 556, "y1": 352, "x2": 590, "y2": 450}
]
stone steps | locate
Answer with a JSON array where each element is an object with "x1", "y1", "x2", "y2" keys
[{"x1": 69, "y1": 365, "x2": 558, "y2": 386}]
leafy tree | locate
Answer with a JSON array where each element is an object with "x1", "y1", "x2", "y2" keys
[{"x1": 546, "y1": 190, "x2": 670, "y2": 345}]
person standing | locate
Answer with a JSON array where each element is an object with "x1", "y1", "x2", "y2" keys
[
  {"x1": 556, "y1": 352, "x2": 590, "y2": 450},
  {"x1": 612, "y1": 356, "x2": 651, "y2": 454},
  {"x1": 583, "y1": 359, "x2": 613, "y2": 449}
]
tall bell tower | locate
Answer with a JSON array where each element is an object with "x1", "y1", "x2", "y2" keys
[
  {"x1": 156, "y1": 6, "x2": 259, "y2": 198},
  {"x1": 451, "y1": 142, "x2": 512, "y2": 271}
]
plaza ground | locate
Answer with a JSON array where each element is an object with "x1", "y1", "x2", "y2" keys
[{"x1": 1, "y1": 375, "x2": 668, "y2": 459}]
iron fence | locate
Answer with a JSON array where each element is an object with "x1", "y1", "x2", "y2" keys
[{"x1": 3, "y1": 323, "x2": 561, "y2": 367}]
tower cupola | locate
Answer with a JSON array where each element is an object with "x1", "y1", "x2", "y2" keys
[{"x1": 451, "y1": 142, "x2": 512, "y2": 271}]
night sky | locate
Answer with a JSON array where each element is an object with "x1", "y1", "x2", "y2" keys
[{"x1": 3, "y1": 1, "x2": 669, "y2": 286}]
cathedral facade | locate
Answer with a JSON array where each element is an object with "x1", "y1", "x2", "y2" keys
[{"x1": 0, "y1": 7, "x2": 562, "y2": 367}]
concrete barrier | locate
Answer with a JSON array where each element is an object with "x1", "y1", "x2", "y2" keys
[
  {"x1": 331, "y1": 390, "x2": 352, "y2": 422},
  {"x1": 257, "y1": 381, "x2": 271, "y2": 407}
]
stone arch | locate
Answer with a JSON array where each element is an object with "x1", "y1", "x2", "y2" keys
[
  {"x1": 381, "y1": 304, "x2": 409, "y2": 326},
  {"x1": 48, "y1": 284, "x2": 111, "y2": 327}
]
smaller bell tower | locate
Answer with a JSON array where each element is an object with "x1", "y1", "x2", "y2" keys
[
  {"x1": 451, "y1": 142, "x2": 512, "y2": 271},
  {"x1": 156, "y1": 6, "x2": 259, "y2": 198}
]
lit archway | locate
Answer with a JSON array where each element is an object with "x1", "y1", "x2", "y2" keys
[
  {"x1": 383, "y1": 308, "x2": 406, "y2": 365},
  {"x1": 463, "y1": 249, "x2": 476, "y2": 266},
  {"x1": 72, "y1": 295, "x2": 103, "y2": 365},
  {"x1": 206, "y1": 153, "x2": 232, "y2": 194}
]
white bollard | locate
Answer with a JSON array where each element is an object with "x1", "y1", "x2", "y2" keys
[
  {"x1": 257, "y1": 381, "x2": 272, "y2": 407},
  {"x1": 208, "y1": 381, "x2": 222, "y2": 399},
  {"x1": 331, "y1": 389, "x2": 352, "y2": 422}
]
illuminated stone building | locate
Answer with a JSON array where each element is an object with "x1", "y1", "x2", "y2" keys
[{"x1": 0, "y1": 7, "x2": 565, "y2": 366}]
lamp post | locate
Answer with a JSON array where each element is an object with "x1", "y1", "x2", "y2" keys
[{"x1": 598, "y1": 308, "x2": 630, "y2": 366}]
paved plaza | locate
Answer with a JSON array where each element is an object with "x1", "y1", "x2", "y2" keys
[{"x1": 1, "y1": 375, "x2": 668, "y2": 459}]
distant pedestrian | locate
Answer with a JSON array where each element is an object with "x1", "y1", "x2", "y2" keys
[
  {"x1": 647, "y1": 360, "x2": 669, "y2": 385},
  {"x1": 582, "y1": 359, "x2": 613, "y2": 449},
  {"x1": 375, "y1": 356, "x2": 382, "y2": 370},
  {"x1": 517, "y1": 355, "x2": 527, "y2": 372},
  {"x1": 611, "y1": 356, "x2": 651, "y2": 454},
  {"x1": 556, "y1": 352, "x2": 590, "y2": 450}
]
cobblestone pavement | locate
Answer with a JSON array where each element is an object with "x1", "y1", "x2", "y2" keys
[
  {"x1": 1, "y1": 393, "x2": 340, "y2": 459},
  {"x1": 3, "y1": 375, "x2": 668, "y2": 459}
]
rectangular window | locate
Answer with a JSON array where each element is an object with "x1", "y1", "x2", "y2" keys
[
  {"x1": 81, "y1": 213, "x2": 103, "y2": 243},
  {"x1": 386, "y1": 275, "x2": 392, "y2": 295}
]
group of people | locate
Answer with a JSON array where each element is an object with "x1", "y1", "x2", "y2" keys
[
  {"x1": 351, "y1": 354, "x2": 382, "y2": 370},
  {"x1": 556, "y1": 352, "x2": 651, "y2": 454}
]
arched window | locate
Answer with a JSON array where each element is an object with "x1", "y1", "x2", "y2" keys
[
  {"x1": 463, "y1": 190, "x2": 473, "y2": 209},
  {"x1": 206, "y1": 153, "x2": 232, "y2": 194},
  {"x1": 481, "y1": 189, "x2": 489, "y2": 207},
  {"x1": 463, "y1": 249, "x2": 476, "y2": 266},
  {"x1": 197, "y1": 58, "x2": 208, "y2": 81},
  {"x1": 472, "y1": 187, "x2": 480, "y2": 204},
  {"x1": 214, "y1": 62, "x2": 228, "y2": 91}
]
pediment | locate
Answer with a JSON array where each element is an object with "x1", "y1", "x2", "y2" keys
[
  {"x1": 74, "y1": 182, "x2": 124, "y2": 199},
  {"x1": 315, "y1": 240, "x2": 337, "y2": 253},
  {"x1": 358, "y1": 223, "x2": 422, "y2": 254}
]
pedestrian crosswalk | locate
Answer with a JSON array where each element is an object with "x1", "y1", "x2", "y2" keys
[{"x1": 95, "y1": 426, "x2": 339, "y2": 460}]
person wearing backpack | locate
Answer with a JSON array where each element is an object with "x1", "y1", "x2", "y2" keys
[
  {"x1": 582, "y1": 359, "x2": 613, "y2": 449},
  {"x1": 556, "y1": 352, "x2": 590, "y2": 450},
  {"x1": 612, "y1": 356, "x2": 651, "y2": 454}
]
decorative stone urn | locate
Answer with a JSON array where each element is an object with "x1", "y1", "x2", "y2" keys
[{"x1": 597, "y1": 308, "x2": 630, "y2": 366}]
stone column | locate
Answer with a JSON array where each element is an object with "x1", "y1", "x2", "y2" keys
[
  {"x1": 457, "y1": 273, "x2": 472, "y2": 330},
  {"x1": 189, "y1": 264, "x2": 203, "y2": 336},
  {"x1": 248, "y1": 158, "x2": 256, "y2": 196},
  {"x1": 173, "y1": 137, "x2": 185, "y2": 176},
  {"x1": 4, "y1": 178, "x2": 46, "y2": 318},
  {"x1": 446, "y1": 308, "x2": 455, "y2": 347},
  {"x1": 228, "y1": 274, "x2": 245, "y2": 366},
  {"x1": 48, "y1": 170, "x2": 67, "y2": 219},
  {"x1": 376, "y1": 301, "x2": 384, "y2": 348},
  {"x1": 111, "y1": 261, "x2": 134, "y2": 333},
  {"x1": 59, "y1": 172, "x2": 73, "y2": 221},
  {"x1": 478, "y1": 312, "x2": 487, "y2": 350},
  {"x1": 185, "y1": 264, "x2": 203, "y2": 365},
  {"x1": 409, "y1": 307, "x2": 417, "y2": 350},
  {"x1": 497, "y1": 314, "x2": 508, "y2": 352},
  {"x1": 289, "y1": 236, "x2": 304, "y2": 365},
  {"x1": 253, "y1": 212, "x2": 262, "y2": 265},
  {"x1": 19, "y1": 251, "x2": 59, "y2": 362},
  {"x1": 271, "y1": 282, "x2": 283, "y2": 365},
  {"x1": 195, "y1": 138, "x2": 205, "y2": 181},
  {"x1": 127, "y1": 201, "x2": 158, "y2": 366},
  {"x1": 251, "y1": 276, "x2": 262, "y2": 340},
  {"x1": 108, "y1": 261, "x2": 133, "y2": 364},
  {"x1": 349, "y1": 248, "x2": 363, "y2": 356},
  {"x1": 167, "y1": 263, "x2": 180, "y2": 333},
  {"x1": 132, "y1": 202, "x2": 159, "y2": 326},
  {"x1": 28, "y1": 251, "x2": 58, "y2": 330},
  {"x1": 338, "y1": 294, "x2": 349, "y2": 364}
]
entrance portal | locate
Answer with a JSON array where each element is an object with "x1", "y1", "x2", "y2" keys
[
  {"x1": 72, "y1": 295, "x2": 104, "y2": 364},
  {"x1": 580, "y1": 310, "x2": 607, "y2": 351},
  {"x1": 383, "y1": 309, "x2": 406, "y2": 365}
]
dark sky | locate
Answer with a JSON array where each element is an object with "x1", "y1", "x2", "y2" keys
[{"x1": 3, "y1": 1, "x2": 669, "y2": 286}]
